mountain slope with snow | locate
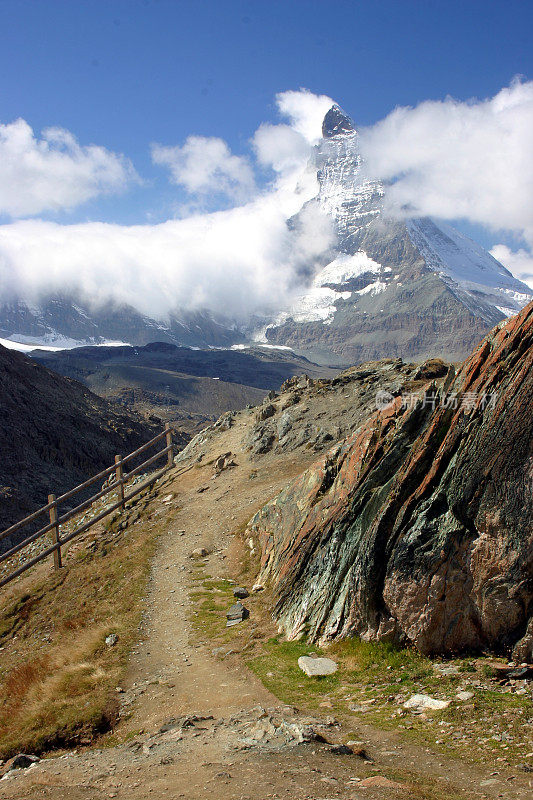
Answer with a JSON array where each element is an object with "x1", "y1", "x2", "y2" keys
[
  {"x1": 1, "y1": 103, "x2": 530, "y2": 361},
  {"x1": 264, "y1": 104, "x2": 532, "y2": 363}
]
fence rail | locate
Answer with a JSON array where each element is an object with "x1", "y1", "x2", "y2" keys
[{"x1": 0, "y1": 424, "x2": 176, "y2": 590}]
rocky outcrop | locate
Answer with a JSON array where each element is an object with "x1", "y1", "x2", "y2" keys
[
  {"x1": 249, "y1": 303, "x2": 533, "y2": 658},
  {"x1": 175, "y1": 357, "x2": 435, "y2": 468}
]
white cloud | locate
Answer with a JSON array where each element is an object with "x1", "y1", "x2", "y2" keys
[
  {"x1": 359, "y1": 79, "x2": 533, "y2": 291},
  {"x1": 275, "y1": 89, "x2": 334, "y2": 144},
  {"x1": 0, "y1": 90, "x2": 336, "y2": 323},
  {"x1": 0, "y1": 118, "x2": 138, "y2": 217},
  {"x1": 360, "y1": 79, "x2": 533, "y2": 249},
  {"x1": 151, "y1": 135, "x2": 256, "y2": 203},
  {"x1": 0, "y1": 171, "x2": 333, "y2": 323},
  {"x1": 253, "y1": 123, "x2": 310, "y2": 174},
  {"x1": 490, "y1": 245, "x2": 533, "y2": 290}
]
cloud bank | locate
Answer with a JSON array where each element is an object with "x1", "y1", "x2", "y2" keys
[
  {"x1": 0, "y1": 119, "x2": 138, "y2": 217},
  {"x1": 0, "y1": 199, "x2": 333, "y2": 323},
  {"x1": 0, "y1": 90, "x2": 335, "y2": 322},
  {"x1": 359, "y1": 79, "x2": 533, "y2": 288}
]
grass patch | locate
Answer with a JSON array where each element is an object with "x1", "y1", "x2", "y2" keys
[
  {"x1": 0, "y1": 486, "x2": 169, "y2": 758},
  {"x1": 189, "y1": 576, "x2": 237, "y2": 642},
  {"x1": 249, "y1": 637, "x2": 340, "y2": 705},
  {"x1": 246, "y1": 635, "x2": 533, "y2": 768}
]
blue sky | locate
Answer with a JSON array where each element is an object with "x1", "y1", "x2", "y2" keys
[
  {"x1": 0, "y1": 0, "x2": 532, "y2": 309},
  {"x1": 0, "y1": 0, "x2": 531, "y2": 224}
]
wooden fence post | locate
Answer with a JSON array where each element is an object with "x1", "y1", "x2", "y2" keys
[
  {"x1": 48, "y1": 494, "x2": 62, "y2": 570},
  {"x1": 165, "y1": 423, "x2": 173, "y2": 469},
  {"x1": 115, "y1": 456, "x2": 125, "y2": 510}
]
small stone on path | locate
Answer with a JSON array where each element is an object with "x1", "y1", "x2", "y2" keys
[
  {"x1": 226, "y1": 601, "x2": 249, "y2": 626},
  {"x1": 359, "y1": 775, "x2": 405, "y2": 789},
  {"x1": 190, "y1": 547, "x2": 209, "y2": 558},
  {"x1": 9, "y1": 754, "x2": 40, "y2": 770},
  {"x1": 329, "y1": 744, "x2": 353, "y2": 755}
]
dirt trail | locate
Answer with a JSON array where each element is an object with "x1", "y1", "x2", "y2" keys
[{"x1": 2, "y1": 417, "x2": 532, "y2": 799}]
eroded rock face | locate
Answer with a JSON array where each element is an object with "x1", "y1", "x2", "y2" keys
[{"x1": 249, "y1": 303, "x2": 533, "y2": 657}]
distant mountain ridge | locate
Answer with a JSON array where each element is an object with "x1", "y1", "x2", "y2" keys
[
  {"x1": 30, "y1": 341, "x2": 336, "y2": 433},
  {"x1": 0, "y1": 297, "x2": 244, "y2": 351}
]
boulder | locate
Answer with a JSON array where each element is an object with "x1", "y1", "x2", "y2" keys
[
  {"x1": 256, "y1": 404, "x2": 276, "y2": 422},
  {"x1": 329, "y1": 744, "x2": 354, "y2": 755},
  {"x1": 10, "y1": 754, "x2": 40, "y2": 770},
  {"x1": 359, "y1": 776, "x2": 405, "y2": 790},
  {"x1": 214, "y1": 452, "x2": 234, "y2": 474},
  {"x1": 297, "y1": 656, "x2": 338, "y2": 677},
  {"x1": 456, "y1": 691, "x2": 475, "y2": 701},
  {"x1": 403, "y1": 694, "x2": 450, "y2": 712},
  {"x1": 233, "y1": 587, "x2": 249, "y2": 599},
  {"x1": 249, "y1": 303, "x2": 533, "y2": 657},
  {"x1": 190, "y1": 547, "x2": 210, "y2": 558},
  {"x1": 277, "y1": 411, "x2": 293, "y2": 440}
]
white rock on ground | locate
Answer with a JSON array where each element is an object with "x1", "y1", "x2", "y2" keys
[
  {"x1": 403, "y1": 694, "x2": 450, "y2": 711},
  {"x1": 456, "y1": 691, "x2": 475, "y2": 701},
  {"x1": 297, "y1": 656, "x2": 338, "y2": 677}
]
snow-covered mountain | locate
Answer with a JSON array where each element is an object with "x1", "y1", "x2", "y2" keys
[
  {"x1": 263, "y1": 105, "x2": 532, "y2": 363},
  {"x1": 1, "y1": 103, "x2": 530, "y2": 361},
  {"x1": 406, "y1": 218, "x2": 531, "y2": 319},
  {"x1": 0, "y1": 296, "x2": 245, "y2": 351}
]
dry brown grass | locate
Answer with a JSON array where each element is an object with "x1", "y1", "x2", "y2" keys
[{"x1": 0, "y1": 477, "x2": 175, "y2": 758}]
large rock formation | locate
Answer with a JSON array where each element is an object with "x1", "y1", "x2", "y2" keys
[{"x1": 249, "y1": 302, "x2": 533, "y2": 658}]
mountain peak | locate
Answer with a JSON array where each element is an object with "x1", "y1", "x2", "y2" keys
[{"x1": 322, "y1": 104, "x2": 355, "y2": 138}]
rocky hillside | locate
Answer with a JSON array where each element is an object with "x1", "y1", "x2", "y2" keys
[
  {"x1": 249, "y1": 302, "x2": 533, "y2": 659},
  {"x1": 0, "y1": 344, "x2": 174, "y2": 542},
  {"x1": 175, "y1": 355, "x2": 445, "y2": 467},
  {"x1": 31, "y1": 342, "x2": 335, "y2": 433}
]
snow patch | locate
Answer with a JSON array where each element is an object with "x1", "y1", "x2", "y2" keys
[
  {"x1": 0, "y1": 338, "x2": 66, "y2": 352},
  {"x1": 355, "y1": 280, "x2": 387, "y2": 296},
  {"x1": 0, "y1": 333, "x2": 132, "y2": 353},
  {"x1": 231, "y1": 343, "x2": 295, "y2": 351},
  {"x1": 316, "y1": 251, "x2": 382, "y2": 285}
]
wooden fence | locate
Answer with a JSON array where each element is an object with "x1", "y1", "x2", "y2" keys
[{"x1": 0, "y1": 424, "x2": 176, "y2": 589}]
